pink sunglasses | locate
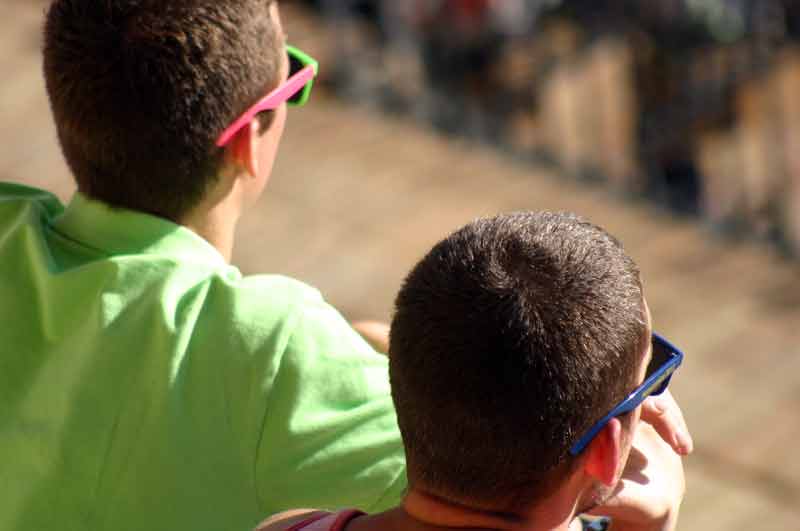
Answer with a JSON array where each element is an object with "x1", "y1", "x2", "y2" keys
[{"x1": 216, "y1": 45, "x2": 318, "y2": 147}]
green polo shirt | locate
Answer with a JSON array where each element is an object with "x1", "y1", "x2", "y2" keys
[{"x1": 0, "y1": 182, "x2": 406, "y2": 531}]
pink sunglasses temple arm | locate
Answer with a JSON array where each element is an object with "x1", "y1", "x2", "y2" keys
[{"x1": 216, "y1": 65, "x2": 316, "y2": 147}]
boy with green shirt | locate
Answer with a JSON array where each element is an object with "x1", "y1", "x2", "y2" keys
[{"x1": 0, "y1": 1, "x2": 404, "y2": 530}]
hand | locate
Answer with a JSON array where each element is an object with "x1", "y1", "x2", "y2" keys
[
  {"x1": 640, "y1": 390, "x2": 693, "y2": 456},
  {"x1": 587, "y1": 390, "x2": 691, "y2": 531},
  {"x1": 351, "y1": 320, "x2": 390, "y2": 354},
  {"x1": 589, "y1": 422, "x2": 685, "y2": 531}
]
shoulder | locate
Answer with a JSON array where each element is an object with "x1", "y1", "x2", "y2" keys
[
  {"x1": 255, "y1": 510, "x2": 328, "y2": 531},
  {"x1": 205, "y1": 273, "x2": 320, "y2": 325},
  {"x1": 205, "y1": 273, "x2": 381, "y2": 367},
  {"x1": 234, "y1": 273, "x2": 324, "y2": 305},
  {"x1": 221, "y1": 273, "x2": 323, "y2": 312},
  {"x1": 225, "y1": 273, "x2": 379, "y2": 358}
]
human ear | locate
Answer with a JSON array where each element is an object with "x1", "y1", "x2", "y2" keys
[
  {"x1": 225, "y1": 119, "x2": 260, "y2": 178},
  {"x1": 583, "y1": 418, "x2": 623, "y2": 487}
]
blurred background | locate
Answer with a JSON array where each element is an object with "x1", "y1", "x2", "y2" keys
[
  {"x1": 2, "y1": 0, "x2": 799, "y2": 529},
  {"x1": 295, "y1": 0, "x2": 800, "y2": 255}
]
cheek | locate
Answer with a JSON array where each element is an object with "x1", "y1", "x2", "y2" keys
[{"x1": 577, "y1": 481, "x2": 618, "y2": 515}]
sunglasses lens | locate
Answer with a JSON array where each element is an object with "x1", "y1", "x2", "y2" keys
[
  {"x1": 642, "y1": 336, "x2": 677, "y2": 397},
  {"x1": 647, "y1": 336, "x2": 671, "y2": 378},
  {"x1": 288, "y1": 51, "x2": 304, "y2": 77},
  {"x1": 287, "y1": 51, "x2": 309, "y2": 105}
]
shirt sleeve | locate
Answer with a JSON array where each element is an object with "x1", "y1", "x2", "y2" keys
[{"x1": 252, "y1": 284, "x2": 406, "y2": 515}]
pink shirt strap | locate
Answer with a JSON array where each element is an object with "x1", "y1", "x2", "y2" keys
[{"x1": 285, "y1": 510, "x2": 365, "y2": 531}]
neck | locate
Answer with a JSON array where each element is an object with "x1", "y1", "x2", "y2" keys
[
  {"x1": 397, "y1": 487, "x2": 585, "y2": 531},
  {"x1": 403, "y1": 488, "x2": 522, "y2": 530},
  {"x1": 179, "y1": 175, "x2": 244, "y2": 263}
]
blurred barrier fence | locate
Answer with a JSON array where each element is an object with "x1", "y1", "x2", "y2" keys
[{"x1": 293, "y1": 0, "x2": 800, "y2": 259}]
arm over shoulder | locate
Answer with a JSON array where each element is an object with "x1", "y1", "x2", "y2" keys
[{"x1": 240, "y1": 276, "x2": 406, "y2": 515}]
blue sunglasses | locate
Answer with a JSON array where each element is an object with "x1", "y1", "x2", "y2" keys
[{"x1": 569, "y1": 332, "x2": 684, "y2": 456}]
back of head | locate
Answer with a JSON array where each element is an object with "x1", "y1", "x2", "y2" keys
[
  {"x1": 43, "y1": 0, "x2": 282, "y2": 221},
  {"x1": 389, "y1": 211, "x2": 646, "y2": 509}
]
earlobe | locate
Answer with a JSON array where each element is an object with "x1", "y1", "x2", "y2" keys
[{"x1": 583, "y1": 418, "x2": 623, "y2": 487}]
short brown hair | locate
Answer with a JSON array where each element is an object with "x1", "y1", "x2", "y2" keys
[
  {"x1": 389, "y1": 211, "x2": 647, "y2": 508},
  {"x1": 44, "y1": 0, "x2": 282, "y2": 221}
]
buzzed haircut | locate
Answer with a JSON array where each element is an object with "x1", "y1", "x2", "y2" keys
[
  {"x1": 389, "y1": 211, "x2": 647, "y2": 507},
  {"x1": 43, "y1": 0, "x2": 282, "y2": 222}
]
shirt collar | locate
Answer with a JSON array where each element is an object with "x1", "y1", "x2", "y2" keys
[{"x1": 53, "y1": 192, "x2": 228, "y2": 267}]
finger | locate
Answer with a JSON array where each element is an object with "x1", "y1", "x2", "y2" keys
[
  {"x1": 640, "y1": 391, "x2": 693, "y2": 455},
  {"x1": 641, "y1": 394, "x2": 691, "y2": 455}
]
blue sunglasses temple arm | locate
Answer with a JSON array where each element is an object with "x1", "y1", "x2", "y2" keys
[
  {"x1": 568, "y1": 342, "x2": 683, "y2": 456},
  {"x1": 569, "y1": 394, "x2": 640, "y2": 456}
]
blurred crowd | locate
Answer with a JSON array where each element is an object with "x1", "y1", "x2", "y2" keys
[{"x1": 294, "y1": 0, "x2": 800, "y2": 258}]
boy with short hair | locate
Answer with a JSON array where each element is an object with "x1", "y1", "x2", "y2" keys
[
  {"x1": 258, "y1": 211, "x2": 691, "y2": 531},
  {"x1": 0, "y1": 2, "x2": 404, "y2": 530}
]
